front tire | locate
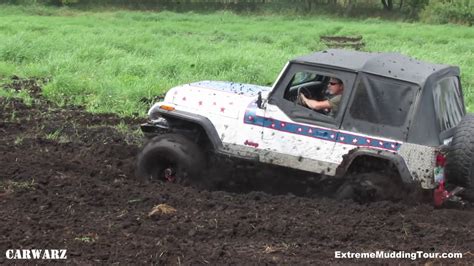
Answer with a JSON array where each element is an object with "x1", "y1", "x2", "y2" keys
[{"x1": 136, "y1": 134, "x2": 206, "y2": 185}]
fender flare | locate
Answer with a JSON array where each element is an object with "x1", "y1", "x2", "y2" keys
[
  {"x1": 149, "y1": 108, "x2": 223, "y2": 151},
  {"x1": 335, "y1": 147, "x2": 413, "y2": 184}
]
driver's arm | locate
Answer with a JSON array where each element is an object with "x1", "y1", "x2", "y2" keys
[{"x1": 300, "y1": 94, "x2": 331, "y2": 110}]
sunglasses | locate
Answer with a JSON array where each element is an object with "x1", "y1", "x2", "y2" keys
[{"x1": 329, "y1": 82, "x2": 341, "y2": 85}]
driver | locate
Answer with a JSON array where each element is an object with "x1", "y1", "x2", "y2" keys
[{"x1": 300, "y1": 77, "x2": 344, "y2": 116}]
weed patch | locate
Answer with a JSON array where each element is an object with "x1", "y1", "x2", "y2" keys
[{"x1": 0, "y1": 179, "x2": 36, "y2": 193}]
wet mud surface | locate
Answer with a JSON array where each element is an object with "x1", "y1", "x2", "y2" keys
[{"x1": 0, "y1": 81, "x2": 473, "y2": 263}]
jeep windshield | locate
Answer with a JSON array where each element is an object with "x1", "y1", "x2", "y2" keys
[{"x1": 290, "y1": 72, "x2": 319, "y2": 86}]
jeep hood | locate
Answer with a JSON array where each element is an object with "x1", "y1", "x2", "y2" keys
[
  {"x1": 161, "y1": 80, "x2": 271, "y2": 119},
  {"x1": 188, "y1": 81, "x2": 271, "y2": 97}
]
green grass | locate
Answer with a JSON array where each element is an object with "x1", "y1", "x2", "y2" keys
[
  {"x1": 0, "y1": 179, "x2": 36, "y2": 192},
  {"x1": 0, "y1": 5, "x2": 473, "y2": 115}
]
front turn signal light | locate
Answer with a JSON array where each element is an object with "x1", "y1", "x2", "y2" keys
[{"x1": 159, "y1": 105, "x2": 175, "y2": 111}]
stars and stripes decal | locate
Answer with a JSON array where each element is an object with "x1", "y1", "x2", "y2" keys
[{"x1": 243, "y1": 103, "x2": 401, "y2": 152}]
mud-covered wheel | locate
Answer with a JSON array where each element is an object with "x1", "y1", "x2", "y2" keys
[
  {"x1": 445, "y1": 114, "x2": 474, "y2": 189},
  {"x1": 137, "y1": 133, "x2": 206, "y2": 185},
  {"x1": 335, "y1": 173, "x2": 402, "y2": 202}
]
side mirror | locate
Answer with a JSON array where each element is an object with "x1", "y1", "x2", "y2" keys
[{"x1": 256, "y1": 91, "x2": 263, "y2": 108}]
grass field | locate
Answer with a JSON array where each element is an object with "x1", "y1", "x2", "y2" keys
[{"x1": 0, "y1": 5, "x2": 473, "y2": 115}]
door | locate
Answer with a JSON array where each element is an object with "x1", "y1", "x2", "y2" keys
[{"x1": 259, "y1": 64, "x2": 356, "y2": 175}]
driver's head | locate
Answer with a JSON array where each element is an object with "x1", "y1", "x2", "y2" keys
[{"x1": 328, "y1": 78, "x2": 343, "y2": 95}]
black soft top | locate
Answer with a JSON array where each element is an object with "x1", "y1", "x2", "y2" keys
[{"x1": 292, "y1": 49, "x2": 459, "y2": 86}]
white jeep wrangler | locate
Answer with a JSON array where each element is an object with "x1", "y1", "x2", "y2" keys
[{"x1": 137, "y1": 49, "x2": 474, "y2": 205}]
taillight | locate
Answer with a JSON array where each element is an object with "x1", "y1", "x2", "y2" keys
[
  {"x1": 434, "y1": 151, "x2": 446, "y2": 184},
  {"x1": 436, "y1": 152, "x2": 446, "y2": 167}
]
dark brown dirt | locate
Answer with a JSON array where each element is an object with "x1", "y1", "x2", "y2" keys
[{"x1": 0, "y1": 88, "x2": 473, "y2": 263}]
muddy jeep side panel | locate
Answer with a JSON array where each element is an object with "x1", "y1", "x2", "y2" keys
[{"x1": 244, "y1": 102, "x2": 341, "y2": 175}]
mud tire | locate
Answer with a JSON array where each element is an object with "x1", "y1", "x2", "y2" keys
[
  {"x1": 335, "y1": 173, "x2": 402, "y2": 202},
  {"x1": 445, "y1": 114, "x2": 474, "y2": 188},
  {"x1": 136, "y1": 133, "x2": 206, "y2": 185}
]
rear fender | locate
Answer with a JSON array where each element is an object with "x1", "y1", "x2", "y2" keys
[{"x1": 336, "y1": 147, "x2": 413, "y2": 184}]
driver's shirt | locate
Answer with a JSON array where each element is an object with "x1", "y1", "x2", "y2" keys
[{"x1": 328, "y1": 95, "x2": 342, "y2": 116}]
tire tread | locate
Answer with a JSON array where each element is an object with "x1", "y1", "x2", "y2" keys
[{"x1": 446, "y1": 114, "x2": 474, "y2": 187}]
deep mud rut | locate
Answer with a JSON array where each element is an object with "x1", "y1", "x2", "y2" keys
[{"x1": 0, "y1": 82, "x2": 473, "y2": 263}]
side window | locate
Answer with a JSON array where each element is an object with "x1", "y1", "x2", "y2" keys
[
  {"x1": 433, "y1": 77, "x2": 465, "y2": 131},
  {"x1": 349, "y1": 74, "x2": 417, "y2": 127},
  {"x1": 283, "y1": 71, "x2": 345, "y2": 117}
]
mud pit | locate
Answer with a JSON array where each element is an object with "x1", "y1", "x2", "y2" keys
[{"x1": 0, "y1": 85, "x2": 473, "y2": 263}]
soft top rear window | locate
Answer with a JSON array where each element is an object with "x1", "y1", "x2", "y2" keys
[
  {"x1": 349, "y1": 74, "x2": 417, "y2": 127},
  {"x1": 433, "y1": 76, "x2": 465, "y2": 132}
]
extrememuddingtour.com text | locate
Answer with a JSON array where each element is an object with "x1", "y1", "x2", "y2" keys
[{"x1": 335, "y1": 250, "x2": 463, "y2": 260}]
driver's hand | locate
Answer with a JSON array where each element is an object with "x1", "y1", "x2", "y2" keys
[{"x1": 299, "y1": 93, "x2": 308, "y2": 107}]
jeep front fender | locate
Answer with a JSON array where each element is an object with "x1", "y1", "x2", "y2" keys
[{"x1": 148, "y1": 107, "x2": 223, "y2": 151}]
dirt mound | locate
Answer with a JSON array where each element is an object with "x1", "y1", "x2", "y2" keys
[
  {"x1": 2, "y1": 76, "x2": 48, "y2": 97},
  {"x1": 0, "y1": 95, "x2": 473, "y2": 264}
]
